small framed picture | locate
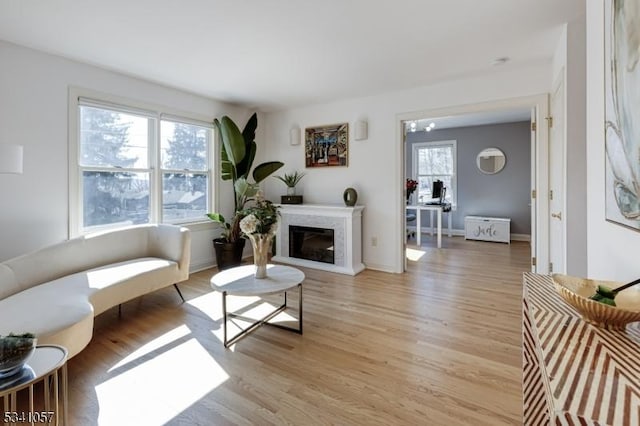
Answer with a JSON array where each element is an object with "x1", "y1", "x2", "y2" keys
[{"x1": 305, "y1": 123, "x2": 348, "y2": 167}]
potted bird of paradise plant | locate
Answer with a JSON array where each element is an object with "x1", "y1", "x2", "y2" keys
[{"x1": 206, "y1": 113, "x2": 284, "y2": 269}]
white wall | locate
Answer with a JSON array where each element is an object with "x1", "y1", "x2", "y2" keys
[
  {"x1": 566, "y1": 14, "x2": 587, "y2": 277},
  {"x1": 263, "y1": 65, "x2": 552, "y2": 272},
  {"x1": 0, "y1": 40, "x2": 248, "y2": 268},
  {"x1": 586, "y1": 1, "x2": 640, "y2": 281}
]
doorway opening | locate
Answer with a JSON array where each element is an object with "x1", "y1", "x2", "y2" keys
[{"x1": 396, "y1": 95, "x2": 550, "y2": 274}]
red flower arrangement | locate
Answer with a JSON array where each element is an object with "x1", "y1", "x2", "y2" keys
[{"x1": 406, "y1": 178, "x2": 418, "y2": 200}]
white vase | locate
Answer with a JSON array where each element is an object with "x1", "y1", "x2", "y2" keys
[{"x1": 287, "y1": 186, "x2": 296, "y2": 196}]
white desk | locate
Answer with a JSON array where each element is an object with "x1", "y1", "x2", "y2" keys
[{"x1": 406, "y1": 204, "x2": 452, "y2": 248}]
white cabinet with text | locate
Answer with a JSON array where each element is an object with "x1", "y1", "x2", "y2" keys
[{"x1": 464, "y1": 216, "x2": 511, "y2": 244}]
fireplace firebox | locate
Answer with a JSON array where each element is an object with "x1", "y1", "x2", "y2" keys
[{"x1": 289, "y1": 225, "x2": 335, "y2": 264}]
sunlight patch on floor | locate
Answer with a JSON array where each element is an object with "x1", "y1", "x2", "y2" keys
[
  {"x1": 187, "y1": 290, "x2": 222, "y2": 320},
  {"x1": 96, "y1": 339, "x2": 228, "y2": 425},
  {"x1": 406, "y1": 247, "x2": 426, "y2": 261}
]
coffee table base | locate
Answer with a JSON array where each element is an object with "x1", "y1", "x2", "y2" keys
[{"x1": 222, "y1": 284, "x2": 303, "y2": 348}]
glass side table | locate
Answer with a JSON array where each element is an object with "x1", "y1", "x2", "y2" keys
[{"x1": 0, "y1": 345, "x2": 68, "y2": 425}]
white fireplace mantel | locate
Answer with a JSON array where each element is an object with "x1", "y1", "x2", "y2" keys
[{"x1": 273, "y1": 204, "x2": 365, "y2": 275}]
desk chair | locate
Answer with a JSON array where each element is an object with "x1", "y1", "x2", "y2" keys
[{"x1": 406, "y1": 212, "x2": 417, "y2": 240}]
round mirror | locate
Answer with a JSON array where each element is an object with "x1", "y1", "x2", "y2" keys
[{"x1": 476, "y1": 147, "x2": 506, "y2": 174}]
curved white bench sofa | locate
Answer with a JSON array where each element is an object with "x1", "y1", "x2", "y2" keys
[{"x1": 0, "y1": 224, "x2": 190, "y2": 358}]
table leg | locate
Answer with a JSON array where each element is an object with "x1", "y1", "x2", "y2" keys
[
  {"x1": 44, "y1": 376, "x2": 50, "y2": 413},
  {"x1": 222, "y1": 291, "x2": 228, "y2": 347},
  {"x1": 29, "y1": 384, "x2": 34, "y2": 426},
  {"x1": 53, "y1": 372, "x2": 59, "y2": 426},
  {"x1": 437, "y1": 209, "x2": 442, "y2": 248},
  {"x1": 298, "y1": 284, "x2": 303, "y2": 334},
  {"x1": 429, "y1": 210, "x2": 434, "y2": 235},
  {"x1": 416, "y1": 208, "x2": 421, "y2": 246},
  {"x1": 448, "y1": 210, "x2": 452, "y2": 237},
  {"x1": 10, "y1": 392, "x2": 16, "y2": 426},
  {"x1": 62, "y1": 364, "x2": 68, "y2": 426},
  {"x1": 223, "y1": 285, "x2": 304, "y2": 347}
]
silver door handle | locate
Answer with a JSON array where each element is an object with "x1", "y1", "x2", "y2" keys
[{"x1": 551, "y1": 212, "x2": 562, "y2": 220}]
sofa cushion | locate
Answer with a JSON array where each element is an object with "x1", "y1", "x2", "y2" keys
[{"x1": 87, "y1": 258, "x2": 180, "y2": 315}]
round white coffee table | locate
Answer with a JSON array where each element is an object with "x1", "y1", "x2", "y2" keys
[
  {"x1": 211, "y1": 264, "x2": 305, "y2": 347},
  {"x1": 0, "y1": 345, "x2": 68, "y2": 425}
]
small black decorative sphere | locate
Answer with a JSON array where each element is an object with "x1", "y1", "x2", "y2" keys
[{"x1": 343, "y1": 187, "x2": 358, "y2": 206}]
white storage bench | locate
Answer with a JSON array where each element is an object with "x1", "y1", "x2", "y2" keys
[{"x1": 464, "y1": 216, "x2": 511, "y2": 244}]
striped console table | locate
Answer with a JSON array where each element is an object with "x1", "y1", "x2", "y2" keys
[{"x1": 523, "y1": 273, "x2": 640, "y2": 425}]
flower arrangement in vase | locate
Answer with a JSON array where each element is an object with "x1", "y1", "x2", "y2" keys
[
  {"x1": 406, "y1": 178, "x2": 418, "y2": 204},
  {"x1": 239, "y1": 196, "x2": 280, "y2": 278}
]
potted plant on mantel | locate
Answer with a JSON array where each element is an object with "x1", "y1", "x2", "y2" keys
[
  {"x1": 274, "y1": 171, "x2": 305, "y2": 204},
  {"x1": 206, "y1": 113, "x2": 283, "y2": 269}
]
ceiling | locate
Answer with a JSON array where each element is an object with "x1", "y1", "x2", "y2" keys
[{"x1": 0, "y1": 1, "x2": 584, "y2": 112}]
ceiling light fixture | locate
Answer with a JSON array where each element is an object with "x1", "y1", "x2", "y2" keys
[
  {"x1": 425, "y1": 122, "x2": 435, "y2": 132},
  {"x1": 410, "y1": 122, "x2": 417, "y2": 133}
]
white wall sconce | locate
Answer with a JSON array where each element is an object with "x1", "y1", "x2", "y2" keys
[
  {"x1": 354, "y1": 120, "x2": 368, "y2": 141},
  {"x1": 290, "y1": 127, "x2": 301, "y2": 146},
  {"x1": 0, "y1": 144, "x2": 24, "y2": 174}
]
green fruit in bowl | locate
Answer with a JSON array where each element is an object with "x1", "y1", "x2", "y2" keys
[
  {"x1": 590, "y1": 285, "x2": 617, "y2": 306},
  {"x1": 0, "y1": 333, "x2": 37, "y2": 378}
]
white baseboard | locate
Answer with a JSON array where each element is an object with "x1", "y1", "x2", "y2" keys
[
  {"x1": 189, "y1": 253, "x2": 253, "y2": 274},
  {"x1": 364, "y1": 262, "x2": 398, "y2": 273},
  {"x1": 190, "y1": 261, "x2": 214, "y2": 273}
]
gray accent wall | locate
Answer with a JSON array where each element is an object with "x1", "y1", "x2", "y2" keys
[{"x1": 406, "y1": 121, "x2": 531, "y2": 235}]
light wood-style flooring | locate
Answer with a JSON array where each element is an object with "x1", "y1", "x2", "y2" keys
[{"x1": 65, "y1": 237, "x2": 530, "y2": 425}]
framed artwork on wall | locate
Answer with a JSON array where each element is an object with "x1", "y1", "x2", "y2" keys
[
  {"x1": 305, "y1": 123, "x2": 348, "y2": 167},
  {"x1": 605, "y1": 0, "x2": 640, "y2": 231}
]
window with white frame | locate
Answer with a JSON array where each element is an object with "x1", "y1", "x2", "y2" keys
[
  {"x1": 71, "y1": 96, "x2": 213, "y2": 235},
  {"x1": 412, "y1": 140, "x2": 457, "y2": 205}
]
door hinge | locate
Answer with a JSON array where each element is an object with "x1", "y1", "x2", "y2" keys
[
  {"x1": 531, "y1": 189, "x2": 536, "y2": 199},
  {"x1": 549, "y1": 262, "x2": 554, "y2": 273},
  {"x1": 531, "y1": 122, "x2": 537, "y2": 131},
  {"x1": 532, "y1": 257, "x2": 537, "y2": 266},
  {"x1": 545, "y1": 116, "x2": 553, "y2": 128},
  {"x1": 549, "y1": 190, "x2": 554, "y2": 200}
]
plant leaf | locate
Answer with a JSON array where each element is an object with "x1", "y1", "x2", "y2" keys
[
  {"x1": 236, "y1": 141, "x2": 256, "y2": 180},
  {"x1": 206, "y1": 213, "x2": 226, "y2": 224},
  {"x1": 219, "y1": 116, "x2": 245, "y2": 168},
  {"x1": 253, "y1": 161, "x2": 284, "y2": 183},
  {"x1": 242, "y1": 113, "x2": 258, "y2": 149}
]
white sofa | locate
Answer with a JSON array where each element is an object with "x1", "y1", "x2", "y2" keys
[{"x1": 0, "y1": 224, "x2": 190, "y2": 358}]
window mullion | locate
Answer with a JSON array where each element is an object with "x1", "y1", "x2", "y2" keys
[{"x1": 151, "y1": 116, "x2": 161, "y2": 224}]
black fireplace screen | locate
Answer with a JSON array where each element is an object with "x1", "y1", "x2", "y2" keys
[{"x1": 289, "y1": 225, "x2": 335, "y2": 264}]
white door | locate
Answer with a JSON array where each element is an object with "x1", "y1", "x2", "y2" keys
[{"x1": 549, "y1": 76, "x2": 565, "y2": 274}]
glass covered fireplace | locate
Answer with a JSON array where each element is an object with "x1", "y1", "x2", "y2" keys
[{"x1": 289, "y1": 225, "x2": 335, "y2": 264}]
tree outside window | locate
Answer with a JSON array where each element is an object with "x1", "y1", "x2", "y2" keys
[{"x1": 76, "y1": 101, "x2": 212, "y2": 233}]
